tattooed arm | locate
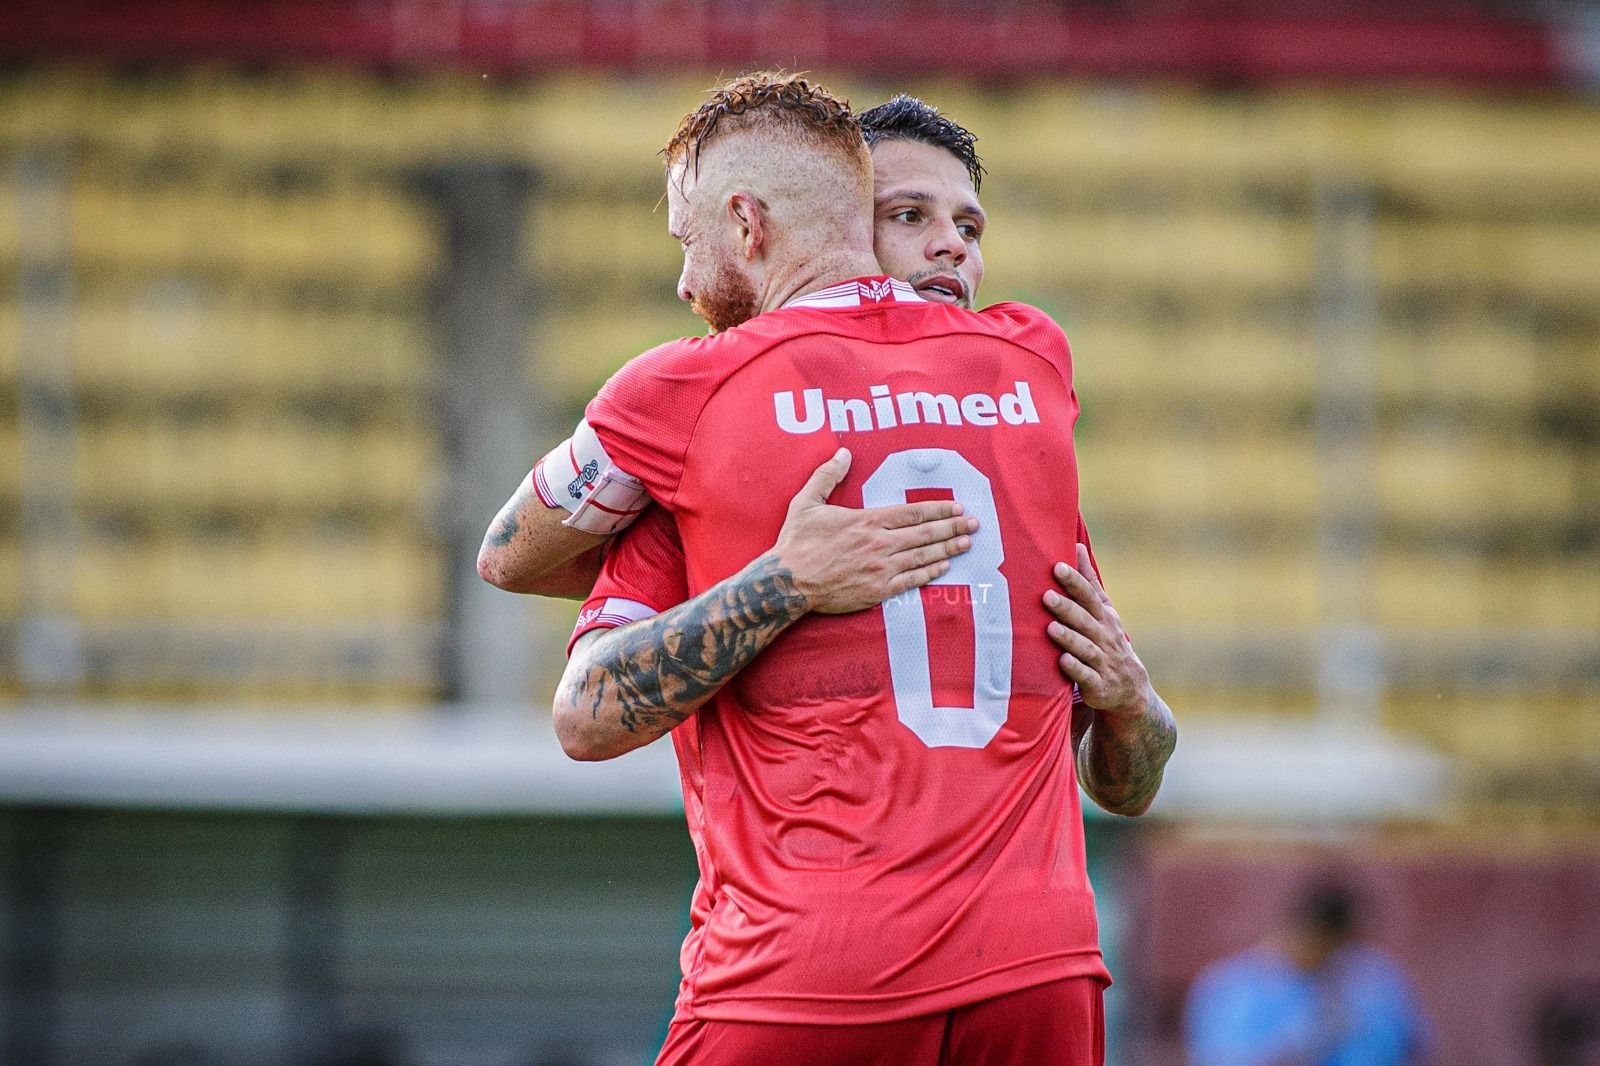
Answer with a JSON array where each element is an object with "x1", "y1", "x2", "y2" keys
[
  {"x1": 1049, "y1": 543, "x2": 1178, "y2": 817},
  {"x1": 552, "y1": 448, "x2": 979, "y2": 761},
  {"x1": 557, "y1": 556, "x2": 806, "y2": 759}
]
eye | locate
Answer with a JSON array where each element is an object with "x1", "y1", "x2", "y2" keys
[
  {"x1": 959, "y1": 221, "x2": 982, "y2": 241},
  {"x1": 890, "y1": 207, "x2": 922, "y2": 224}
]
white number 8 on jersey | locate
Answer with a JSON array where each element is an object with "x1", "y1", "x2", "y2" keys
[{"x1": 862, "y1": 449, "x2": 1013, "y2": 749}]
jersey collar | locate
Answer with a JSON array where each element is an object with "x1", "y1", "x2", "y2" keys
[{"x1": 783, "y1": 276, "x2": 925, "y2": 310}]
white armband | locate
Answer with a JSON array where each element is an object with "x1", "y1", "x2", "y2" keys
[{"x1": 530, "y1": 418, "x2": 652, "y2": 535}]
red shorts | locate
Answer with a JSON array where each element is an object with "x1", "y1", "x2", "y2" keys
[{"x1": 655, "y1": 976, "x2": 1107, "y2": 1066}]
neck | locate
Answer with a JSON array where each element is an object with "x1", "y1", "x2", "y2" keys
[{"x1": 759, "y1": 245, "x2": 882, "y2": 314}]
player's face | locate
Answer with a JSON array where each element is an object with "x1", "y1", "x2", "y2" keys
[
  {"x1": 871, "y1": 139, "x2": 986, "y2": 308},
  {"x1": 667, "y1": 164, "x2": 761, "y2": 333}
]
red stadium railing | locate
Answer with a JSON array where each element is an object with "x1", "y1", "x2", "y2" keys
[{"x1": 0, "y1": 0, "x2": 1583, "y2": 87}]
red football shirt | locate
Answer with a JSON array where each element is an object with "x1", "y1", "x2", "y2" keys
[{"x1": 583, "y1": 277, "x2": 1110, "y2": 1024}]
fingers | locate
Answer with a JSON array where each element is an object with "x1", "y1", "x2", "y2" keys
[
  {"x1": 790, "y1": 448, "x2": 852, "y2": 511},
  {"x1": 1043, "y1": 587, "x2": 1103, "y2": 637},
  {"x1": 887, "y1": 558, "x2": 953, "y2": 597},
  {"x1": 890, "y1": 533, "x2": 973, "y2": 573},
  {"x1": 1047, "y1": 618, "x2": 1106, "y2": 670},
  {"x1": 1054, "y1": 647, "x2": 1101, "y2": 693},
  {"x1": 1076, "y1": 543, "x2": 1111, "y2": 605},
  {"x1": 891, "y1": 514, "x2": 979, "y2": 551},
  {"x1": 877, "y1": 498, "x2": 965, "y2": 529},
  {"x1": 1052, "y1": 561, "x2": 1109, "y2": 623}
]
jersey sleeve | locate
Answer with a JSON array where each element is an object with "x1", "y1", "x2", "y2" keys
[
  {"x1": 567, "y1": 506, "x2": 691, "y2": 656},
  {"x1": 1075, "y1": 512, "x2": 1107, "y2": 593},
  {"x1": 979, "y1": 301, "x2": 1075, "y2": 385},
  {"x1": 584, "y1": 335, "x2": 721, "y2": 508}
]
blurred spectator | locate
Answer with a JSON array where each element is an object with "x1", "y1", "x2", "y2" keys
[{"x1": 1184, "y1": 881, "x2": 1430, "y2": 1066}]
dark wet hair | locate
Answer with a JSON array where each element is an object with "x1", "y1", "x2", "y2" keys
[{"x1": 859, "y1": 94, "x2": 985, "y2": 193}]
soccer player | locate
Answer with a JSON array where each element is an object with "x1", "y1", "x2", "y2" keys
[
  {"x1": 480, "y1": 73, "x2": 1176, "y2": 1064},
  {"x1": 557, "y1": 95, "x2": 1170, "y2": 819}
]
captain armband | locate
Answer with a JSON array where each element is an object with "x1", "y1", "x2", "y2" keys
[{"x1": 529, "y1": 418, "x2": 652, "y2": 535}]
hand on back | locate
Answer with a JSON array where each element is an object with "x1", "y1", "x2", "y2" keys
[
  {"x1": 1043, "y1": 543, "x2": 1150, "y2": 718},
  {"x1": 772, "y1": 448, "x2": 978, "y2": 615}
]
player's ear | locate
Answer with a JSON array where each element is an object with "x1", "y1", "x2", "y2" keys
[{"x1": 726, "y1": 190, "x2": 766, "y2": 260}]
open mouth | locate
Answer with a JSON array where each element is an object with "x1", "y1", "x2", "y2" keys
[{"x1": 914, "y1": 274, "x2": 967, "y2": 305}]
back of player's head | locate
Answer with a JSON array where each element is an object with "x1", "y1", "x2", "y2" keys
[
  {"x1": 664, "y1": 71, "x2": 867, "y2": 180},
  {"x1": 859, "y1": 94, "x2": 985, "y2": 194},
  {"x1": 661, "y1": 72, "x2": 873, "y2": 247}
]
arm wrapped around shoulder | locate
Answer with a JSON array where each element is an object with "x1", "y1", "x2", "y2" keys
[{"x1": 531, "y1": 418, "x2": 652, "y2": 535}]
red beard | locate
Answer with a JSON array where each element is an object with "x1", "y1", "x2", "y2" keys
[{"x1": 691, "y1": 260, "x2": 761, "y2": 334}]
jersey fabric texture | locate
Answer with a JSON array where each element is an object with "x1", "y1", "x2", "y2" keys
[{"x1": 583, "y1": 277, "x2": 1110, "y2": 1025}]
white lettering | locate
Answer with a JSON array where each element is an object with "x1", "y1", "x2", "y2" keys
[
  {"x1": 961, "y1": 393, "x2": 999, "y2": 426},
  {"x1": 773, "y1": 381, "x2": 1042, "y2": 435},
  {"x1": 1000, "y1": 381, "x2": 1039, "y2": 425},
  {"x1": 775, "y1": 388, "x2": 825, "y2": 434},
  {"x1": 870, "y1": 384, "x2": 897, "y2": 429},
  {"x1": 898, "y1": 391, "x2": 960, "y2": 426},
  {"x1": 828, "y1": 397, "x2": 873, "y2": 432}
]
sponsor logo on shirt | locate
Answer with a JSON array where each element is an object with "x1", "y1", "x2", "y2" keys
[
  {"x1": 857, "y1": 278, "x2": 895, "y2": 303},
  {"x1": 773, "y1": 381, "x2": 1041, "y2": 435},
  {"x1": 575, "y1": 605, "x2": 602, "y2": 629},
  {"x1": 566, "y1": 459, "x2": 600, "y2": 502}
]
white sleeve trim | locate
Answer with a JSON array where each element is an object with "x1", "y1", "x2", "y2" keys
[{"x1": 531, "y1": 418, "x2": 652, "y2": 535}]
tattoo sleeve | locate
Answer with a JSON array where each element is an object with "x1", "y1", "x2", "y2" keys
[
  {"x1": 1077, "y1": 687, "x2": 1178, "y2": 817},
  {"x1": 556, "y1": 554, "x2": 809, "y2": 755}
]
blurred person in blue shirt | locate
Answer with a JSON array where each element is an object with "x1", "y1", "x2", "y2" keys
[{"x1": 1184, "y1": 882, "x2": 1431, "y2": 1066}]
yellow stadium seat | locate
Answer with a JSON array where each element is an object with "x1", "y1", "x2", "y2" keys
[
  {"x1": 0, "y1": 301, "x2": 18, "y2": 387},
  {"x1": 532, "y1": 302, "x2": 706, "y2": 403},
  {"x1": 1374, "y1": 97, "x2": 1600, "y2": 211},
  {"x1": 1087, "y1": 547, "x2": 1320, "y2": 630},
  {"x1": 1068, "y1": 317, "x2": 1316, "y2": 403},
  {"x1": 73, "y1": 422, "x2": 441, "y2": 514},
  {"x1": 68, "y1": 181, "x2": 434, "y2": 290},
  {"x1": 0, "y1": 421, "x2": 18, "y2": 504},
  {"x1": 1376, "y1": 436, "x2": 1576, "y2": 525},
  {"x1": 72, "y1": 535, "x2": 442, "y2": 622},
  {"x1": 1373, "y1": 554, "x2": 1600, "y2": 631},
  {"x1": 530, "y1": 196, "x2": 681, "y2": 291},
  {"x1": 1377, "y1": 320, "x2": 1544, "y2": 407},
  {"x1": 0, "y1": 538, "x2": 19, "y2": 617},
  {"x1": 982, "y1": 205, "x2": 1313, "y2": 298},
  {"x1": 69, "y1": 297, "x2": 431, "y2": 397},
  {"x1": 1079, "y1": 434, "x2": 1321, "y2": 525}
]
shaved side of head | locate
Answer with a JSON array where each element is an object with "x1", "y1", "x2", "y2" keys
[{"x1": 665, "y1": 72, "x2": 874, "y2": 255}]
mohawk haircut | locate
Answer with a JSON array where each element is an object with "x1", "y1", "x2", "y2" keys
[
  {"x1": 663, "y1": 71, "x2": 864, "y2": 177},
  {"x1": 860, "y1": 94, "x2": 985, "y2": 193}
]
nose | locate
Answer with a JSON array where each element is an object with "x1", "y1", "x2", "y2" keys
[
  {"x1": 926, "y1": 218, "x2": 966, "y2": 267},
  {"x1": 677, "y1": 265, "x2": 693, "y2": 304}
]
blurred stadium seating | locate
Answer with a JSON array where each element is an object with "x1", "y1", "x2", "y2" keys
[{"x1": 1, "y1": 65, "x2": 1597, "y2": 821}]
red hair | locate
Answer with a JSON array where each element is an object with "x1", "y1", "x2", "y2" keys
[{"x1": 663, "y1": 71, "x2": 867, "y2": 181}]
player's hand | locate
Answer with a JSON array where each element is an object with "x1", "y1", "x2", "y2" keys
[
  {"x1": 1044, "y1": 543, "x2": 1150, "y2": 718},
  {"x1": 772, "y1": 448, "x2": 979, "y2": 615}
]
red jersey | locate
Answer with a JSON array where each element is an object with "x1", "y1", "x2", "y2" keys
[{"x1": 583, "y1": 277, "x2": 1110, "y2": 1024}]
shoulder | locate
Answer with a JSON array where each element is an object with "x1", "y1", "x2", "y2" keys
[
  {"x1": 598, "y1": 334, "x2": 712, "y2": 398},
  {"x1": 976, "y1": 301, "x2": 1071, "y2": 349},
  {"x1": 599, "y1": 316, "x2": 808, "y2": 402}
]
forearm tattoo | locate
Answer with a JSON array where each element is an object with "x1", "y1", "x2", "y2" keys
[
  {"x1": 1078, "y1": 689, "x2": 1177, "y2": 817},
  {"x1": 561, "y1": 555, "x2": 809, "y2": 742}
]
